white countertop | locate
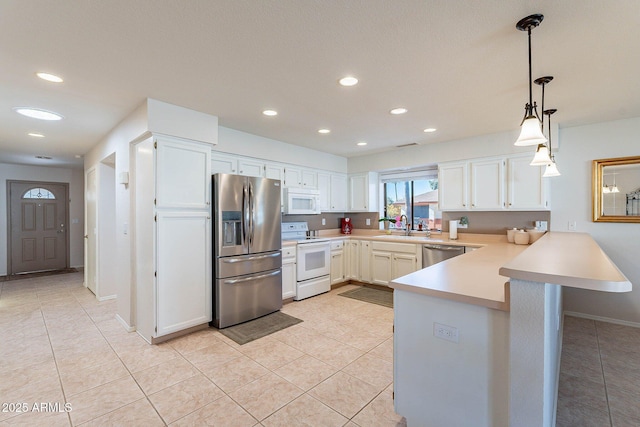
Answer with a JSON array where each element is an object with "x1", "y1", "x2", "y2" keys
[
  {"x1": 389, "y1": 231, "x2": 632, "y2": 311},
  {"x1": 389, "y1": 239, "x2": 524, "y2": 311},
  {"x1": 499, "y1": 232, "x2": 632, "y2": 292}
]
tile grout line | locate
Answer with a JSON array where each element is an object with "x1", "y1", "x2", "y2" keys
[
  {"x1": 72, "y1": 289, "x2": 171, "y2": 427},
  {"x1": 594, "y1": 320, "x2": 614, "y2": 427},
  {"x1": 37, "y1": 278, "x2": 74, "y2": 427}
]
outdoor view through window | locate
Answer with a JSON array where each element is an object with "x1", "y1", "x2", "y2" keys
[{"x1": 383, "y1": 176, "x2": 441, "y2": 231}]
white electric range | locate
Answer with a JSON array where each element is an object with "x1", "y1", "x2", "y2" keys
[{"x1": 282, "y1": 222, "x2": 331, "y2": 300}]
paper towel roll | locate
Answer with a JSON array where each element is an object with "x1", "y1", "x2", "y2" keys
[{"x1": 449, "y1": 220, "x2": 458, "y2": 240}]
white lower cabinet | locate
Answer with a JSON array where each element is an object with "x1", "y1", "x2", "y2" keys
[
  {"x1": 282, "y1": 246, "x2": 296, "y2": 300},
  {"x1": 370, "y1": 241, "x2": 420, "y2": 286},
  {"x1": 359, "y1": 241, "x2": 371, "y2": 283},
  {"x1": 345, "y1": 240, "x2": 360, "y2": 281},
  {"x1": 330, "y1": 240, "x2": 345, "y2": 285}
]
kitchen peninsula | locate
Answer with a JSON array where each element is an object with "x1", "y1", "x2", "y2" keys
[{"x1": 390, "y1": 232, "x2": 631, "y2": 427}]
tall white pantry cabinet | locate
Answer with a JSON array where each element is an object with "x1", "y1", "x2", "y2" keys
[{"x1": 133, "y1": 135, "x2": 212, "y2": 343}]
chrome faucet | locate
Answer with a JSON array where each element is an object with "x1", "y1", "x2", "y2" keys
[{"x1": 400, "y1": 214, "x2": 410, "y2": 235}]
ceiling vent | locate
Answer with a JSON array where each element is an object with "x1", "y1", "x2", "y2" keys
[{"x1": 396, "y1": 142, "x2": 419, "y2": 148}]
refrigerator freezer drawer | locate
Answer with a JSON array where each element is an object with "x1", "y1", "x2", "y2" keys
[
  {"x1": 213, "y1": 268, "x2": 283, "y2": 328},
  {"x1": 217, "y1": 251, "x2": 282, "y2": 279}
]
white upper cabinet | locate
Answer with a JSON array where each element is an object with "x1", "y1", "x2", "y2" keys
[
  {"x1": 265, "y1": 163, "x2": 285, "y2": 182},
  {"x1": 157, "y1": 138, "x2": 211, "y2": 209},
  {"x1": 507, "y1": 155, "x2": 548, "y2": 209},
  {"x1": 211, "y1": 152, "x2": 265, "y2": 177},
  {"x1": 439, "y1": 154, "x2": 548, "y2": 211},
  {"x1": 318, "y1": 172, "x2": 348, "y2": 212},
  {"x1": 469, "y1": 158, "x2": 504, "y2": 210},
  {"x1": 438, "y1": 162, "x2": 468, "y2": 210},
  {"x1": 330, "y1": 174, "x2": 348, "y2": 212},
  {"x1": 348, "y1": 172, "x2": 379, "y2": 212},
  {"x1": 284, "y1": 166, "x2": 317, "y2": 189},
  {"x1": 284, "y1": 167, "x2": 303, "y2": 188},
  {"x1": 237, "y1": 159, "x2": 265, "y2": 177},
  {"x1": 211, "y1": 152, "x2": 238, "y2": 175}
]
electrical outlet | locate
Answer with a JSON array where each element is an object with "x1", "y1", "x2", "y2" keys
[
  {"x1": 535, "y1": 220, "x2": 548, "y2": 231},
  {"x1": 433, "y1": 322, "x2": 459, "y2": 343},
  {"x1": 322, "y1": 218, "x2": 326, "y2": 226},
  {"x1": 366, "y1": 218, "x2": 371, "y2": 226},
  {"x1": 568, "y1": 221, "x2": 577, "y2": 231}
]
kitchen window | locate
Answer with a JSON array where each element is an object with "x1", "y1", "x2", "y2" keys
[{"x1": 381, "y1": 169, "x2": 441, "y2": 231}]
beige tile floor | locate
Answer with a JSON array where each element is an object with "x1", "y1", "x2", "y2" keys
[
  {"x1": 556, "y1": 315, "x2": 640, "y2": 427},
  {"x1": 2, "y1": 271, "x2": 639, "y2": 426},
  {"x1": 0, "y1": 272, "x2": 403, "y2": 426}
]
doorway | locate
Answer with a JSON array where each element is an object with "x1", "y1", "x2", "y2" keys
[{"x1": 7, "y1": 181, "x2": 70, "y2": 275}]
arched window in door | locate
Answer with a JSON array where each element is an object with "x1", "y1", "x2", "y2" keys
[{"x1": 22, "y1": 187, "x2": 56, "y2": 199}]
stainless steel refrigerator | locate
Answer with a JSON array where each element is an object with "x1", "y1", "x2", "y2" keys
[{"x1": 212, "y1": 174, "x2": 282, "y2": 328}]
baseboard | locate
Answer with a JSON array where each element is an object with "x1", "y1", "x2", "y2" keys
[
  {"x1": 98, "y1": 294, "x2": 117, "y2": 302},
  {"x1": 564, "y1": 311, "x2": 640, "y2": 328},
  {"x1": 115, "y1": 313, "x2": 136, "y2": 333},
  {"x1": 150, "y1": 323, "x2": 210, "y2": 345}
]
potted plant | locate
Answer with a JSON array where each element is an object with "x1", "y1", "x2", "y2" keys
[{"x1": 379, "y1": 217, "x2": 397, "y2": 233}]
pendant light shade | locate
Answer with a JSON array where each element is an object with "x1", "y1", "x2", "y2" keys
[
  {"x1": 516, "y1": 115, "x2": 548, "y2": 146},
  {"x1": 530, "y1": 143, "x2": 552, "y2": 165},
  {"x1": 515, "y1": 14, "x2": 545, "y2": 146},
  {"x1": 543, "y1": 160, "x2": 561, "y2": 177},
  {"x1": 542, "y1": 108, "x2": 560, "y2": 177}
]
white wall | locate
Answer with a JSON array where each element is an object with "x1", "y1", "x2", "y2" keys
[
  {"x1": 552, "y1": 117, "x2": 640, "y2": 325},
  {"x1": 0, "y1": 163, "x2": 84, "y2": 275},
  {"x1": 84, "y1": 99, "x2": 219, "y2": 328},
  {"x1": 217, "y1": 126, "x2": 347, "y2": 173},
  {"x1": 349, "y1": 117, "x2": 640, "y2": 324}
]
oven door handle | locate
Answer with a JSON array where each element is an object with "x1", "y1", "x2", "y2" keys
[
  {"x1": 223, "y1": 252, "x2": 281, "y2": 263},
  {"x1": 297, "y1": 241, "x2": 330, "y2": 250}
]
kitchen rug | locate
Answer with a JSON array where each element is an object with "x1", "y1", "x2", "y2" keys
[
  {"x1": 218, "y1": 311, "x2": 303, "y2": 345},
  {"x1": 338, "y1": 287, "x2": 393, "y2": 308}
]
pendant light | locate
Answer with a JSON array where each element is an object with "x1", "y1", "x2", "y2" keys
[
  {"x1": 530, "y1": 76, "x2": 553, "y2": 166},
  {"x1": 542, "y1": 109, "x2": 561, "y2": 177},
  {"x1": 515, "y1": 14, "x2": 547, "y2": 147}
]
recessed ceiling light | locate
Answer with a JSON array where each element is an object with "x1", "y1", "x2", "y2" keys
[
  {"x1": 28, "y1": 132, "x2": 45, "y2": 138},
  {"x1": 356, "y1": 141, "x2": 367, "y2": 146},
  {"x1": 318, "y1": 129, "x2": 331, "y2": 134},
  {"x1": 339, "y1": 76, "x2": 358, "y2": 87},
  {"x1": 423, "y1": 128, "x2": 437, "y2": 133},
  {"x1": 390, "y1": 107, "x2": 408, "y2": 115},
  {"x1": 14, "y1": 107, "x2": 63, "y2": 121},
  {"x1": 36, "y1": 72, "x2": 63, "y2": 83},
  {"x1": 262, "y1": 109, "x2": 278, "y2": 116}
]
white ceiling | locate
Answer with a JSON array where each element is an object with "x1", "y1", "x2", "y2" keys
[{"x1": 1, "y1": 0, "x2": 639, "y2": 168}]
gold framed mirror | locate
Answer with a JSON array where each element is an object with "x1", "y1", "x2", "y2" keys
[{"x1": 593, "y1": 156, "x2": 640, "y2": 222}]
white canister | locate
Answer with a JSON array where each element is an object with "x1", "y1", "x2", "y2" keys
[
  {"x1": 514, "y1": 230, "x2": 530, "y2": 245},
  {"x1": 449, "y1": 220, "x2": 458, "y2": 240},
  {"x1": 507, "y1": 228, "x2": 518, "y2": 243}
]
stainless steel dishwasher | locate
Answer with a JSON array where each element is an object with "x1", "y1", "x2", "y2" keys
[{"x1": 422, "y1": 244, "x2": 465, "y2": 268}]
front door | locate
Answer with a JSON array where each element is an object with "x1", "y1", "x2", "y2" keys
[{"x1": 8, "y1": 181, "x2": 69, "y2": 275}]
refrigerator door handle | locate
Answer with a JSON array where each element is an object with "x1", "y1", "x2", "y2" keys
[
  {"x1": 242, "y1": 184, "x2": 249, "y2": 246},
  {"x1": 248, "y1": 181, "x2": 254, "y2": 246},
  {"x1": 223, "y1": 269, "x2": 280, "y2": 285},
  {"x1": 223, "y1": 252, "x2": 281, "y2": 263}
]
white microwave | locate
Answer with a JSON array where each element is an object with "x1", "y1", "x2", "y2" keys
[{"x1": 283, "y1": 188, "x2": 321, "y2": 215}]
